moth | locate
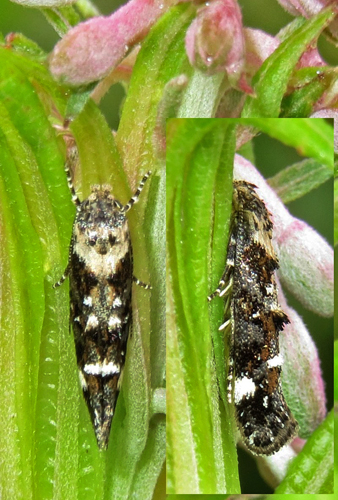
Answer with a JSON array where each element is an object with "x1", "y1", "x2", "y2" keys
[
  {"x1": 209, "y1": 180, "x2": 298, "y2": 455},
  {"x1": 54, "y1": 149, "x2": 151, "y2": 449}
]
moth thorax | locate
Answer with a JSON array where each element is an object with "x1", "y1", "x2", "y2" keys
[{"x1": 85, "y1": 223, "x2": 129, "y2": 255}]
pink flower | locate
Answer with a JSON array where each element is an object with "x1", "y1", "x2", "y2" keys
[
  {"x1": 277, "y1": 0, "x2": 333, "y2": 17},
  {"x1": 277, "y1": 1, "x2": 338, "y2": 43},
  {"x1": 50, "y1": 0, "x2": 180, "y2": 85}
]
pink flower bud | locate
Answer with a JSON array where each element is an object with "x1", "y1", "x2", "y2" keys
[
  {"x1": 50, "y1": 0, "x2": 177, "y2": 85},
  {"x1": 185, "y1": 0, "x2": 245, "y2": 85},
  {"x1": 277, "y1": 0, "x2": 332, "y2": 17},
  {"x1": 277, "y1": 1, "x2": 338, "y2": 43},
  {"x1": 257, "y1": 443, "x2": 298, "y2": 488},
  {"x1": 277, "y1": 219, "x2": 333, "y2": 317},
  {"x1": 244, "y1": 28, "x2": 280, "y2": 78}
]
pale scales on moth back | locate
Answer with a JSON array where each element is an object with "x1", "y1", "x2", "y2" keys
[
  {"x1": 54, "y1": 147, "x2": 151, "y2": 449},
  {"x1": 209, "y1": 180, "x2": 298, "y2": 456}
]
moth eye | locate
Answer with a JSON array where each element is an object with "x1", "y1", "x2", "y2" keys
[
  {"x1": 88, "y1": 235, "x2": 97, "y2": 246},
  {"x1": 109, "y1": 234, "x2": 117, "y2": 246}
]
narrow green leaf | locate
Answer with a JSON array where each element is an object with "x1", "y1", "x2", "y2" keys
[
  {"x1": 178, "y1": 69, "x2": 225, "y2": 118},
  {"x1": 0, "y1": 49, "x2": 76, "y2": 500},
  {"x1": 275, "y1": 409, "x2": 334, "y2": 494},
  {"x1": 74, "y1": 0, "x2": 100, "y2": 19},
  {"x1": 41, "y1": 6, "x2": 81, "y2": 37},
  {"x1": 65, "y1": 83, "x2": 97, "y2": 121},
  {"x1": 242, "y1": 8, "x2": 336, "y2": 117},
  {"x1": 1, "y1": 32, "x2": 46, "y2": 60},
  {"x1": 167, "y1": 119, "x2": 240, "y2": 494},
  {"x1": 281, "y1": 67, "x2": 335, "y2": 118},
  {"x1": 334, "y1": 342, "x2": 338, "y2": 402},
  {"x1": 268, "y1": 159, "x2": 332, "y2": 203},
  {"x1": 167, "y1": 496, "x2": 232, "y2": 500},
  {"x1": 0, "y1": 111, "x2": 46, "y2": 500},
  {"x1": 241, "y1": 117, "x2": 334, "y2": 169},
  {"x1": 117, "y1": 3, "x2": 194, "y2": 174},
  {"x1": 334, "y1": 179, "x2": 338, "y2": 247},
  {"x1": 113, "y1": 6, "x2": 196, "y2": 496}
]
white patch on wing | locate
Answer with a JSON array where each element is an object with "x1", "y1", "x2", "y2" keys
[
  {"x1": 84, "y1": 361, "x2": 120, "y2": 376},
  {"x1": 108, "y1": 315, "x2": 121, "y2": 329},
  {"x1": 83, "y1": 363, "x2": 101, "y2": 375},
  {"x1": 234, "y1": 376, "x2": 256, "y2": 404},
  {"x1": 267, "y1": 355, "x2": 283, "y2": 368},
  {"x1": 112, "y1": 296, "x2": 123, "y2": 308},
  {"x1": 86, "y1": 314, "x2": 99, "y2": 330},
  {"x1": 83, "y1": 296, "x2": 92, "y2": 307},
  {"x1": 101, "y1": 361, "x2": 120, "y2": 376}
]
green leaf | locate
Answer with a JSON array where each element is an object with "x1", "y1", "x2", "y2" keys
[
  {"x1": 334, "y1": 341, "x2": 338, "y2": 402},
  {"x1": 117, "y1": 3, "x2": 194, "y2": 168},
  {"x1": 241, "y1": 117, "x2": 334, "y2": 169},
  {"x1": 242, "y1": 7, "x2": 336, "y2": 118},
  {"x1": 178, "y1": 69, "x2": 225, "y2": 118},
  {"x1": 275, "y1": 409, "x2": 334, "y2": 494},
  {"x1": 334, "y1": 179, "x2": 338, "y2": 247},
  {"x1": 268, "y1": 158, "x2": 332, "y2": 203},
  {"x1": 281, "y1": 67, "x2": 336, "y2": 118},
  {"x1": 41, "y1": 5, "x2": 81, "y2": 37},
  {"x1": 166, "y1": 119, "x2": 240, "y2": 494},
  {"x1": 112, "y1": 5, "x2": 198, "y2": 497},
  {"x1": 0, "y1": 45, "x2": 74, "y2": 500},
  {"x1": 2, "y1": 32, "x2": 46, "y2": 60}
]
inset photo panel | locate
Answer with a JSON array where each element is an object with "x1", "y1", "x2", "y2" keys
[{"x1": 166, "y1": 118, "x2": 334, "y2": 495}]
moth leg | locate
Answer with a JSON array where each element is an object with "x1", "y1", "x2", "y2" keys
[
  {"x1": 123, "y1": 171, "x2": 152, "y2": 213},
  {"x1": 208, "y1": 228, "x2": 236, "y2": 301},
  {"x1": 208, "y1": 275, "x2": 233, "y2": 302},
  {"x1": 53, "y1": 265, "x2": 70, "y2": 288},
  {"x1": 133, "y1": 276, "x2": 152, "y2": 290},
  {"x1": 64, "y1": 146, "x2": 81, "y2": 207},
  {"x1": 53, "y1": 237, "x2": 74, "y2": 289},
  {"x1": 227, "y1": 342, "x2": 235, "y2": 404},
  {"x1": 215, "y1": 284, "x2": 234, "y2": 403}
]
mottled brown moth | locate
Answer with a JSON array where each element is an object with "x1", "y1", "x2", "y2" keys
[
  {"x1": 209, "y1": 180, "x2": 298, "y2": 455},
  {"x1": 54, "y1": 150, "x2": 151, "y2": 449}
]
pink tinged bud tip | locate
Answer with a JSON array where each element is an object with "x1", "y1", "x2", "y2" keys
[{"x1": 185, "y1": 0, "x2": 246, "y2": 84}]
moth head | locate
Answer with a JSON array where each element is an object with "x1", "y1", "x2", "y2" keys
[{"x1": 76, "y1": 186, "x2": 129, "y2": 255}]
